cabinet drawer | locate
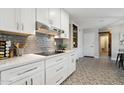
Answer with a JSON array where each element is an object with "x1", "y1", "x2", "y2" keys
[
  {"x1": 46, "y1": 56, "x2": 66, "y2": 68},
  {"x1": 1, "y1": 61, "x2": 44, "y2": 83},
  {"x1": 46, "y1": 61, "x2": 65, "y2": 80},
  {"x1": 46, "y1": 65, "x2": 66, "y2": 85}
]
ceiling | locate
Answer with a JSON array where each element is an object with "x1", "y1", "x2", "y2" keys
[{"x1": 64, "y1": 8, "x2": 124, "y2": 29}]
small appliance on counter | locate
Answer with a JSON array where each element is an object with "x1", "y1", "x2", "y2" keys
[{"x1": 0, "y1": 40, "x2": 11, "y2": 60}]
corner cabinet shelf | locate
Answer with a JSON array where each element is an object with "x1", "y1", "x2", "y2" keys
[{"x1": 72, "y1": 24, "x2": 78, "y2": 48}]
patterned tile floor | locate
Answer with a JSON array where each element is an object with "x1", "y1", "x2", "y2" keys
[{"x1": 62, "y1": 57, "x2": 124, "y2": 85}]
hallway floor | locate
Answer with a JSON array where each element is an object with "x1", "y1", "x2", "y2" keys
[{"x1": 62, "y1": 57, "x2": 124, "y2": 85}]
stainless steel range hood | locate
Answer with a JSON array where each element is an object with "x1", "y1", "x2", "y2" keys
[{"x1": 36, "y1": 21, "x2": 63, "y2": 36}]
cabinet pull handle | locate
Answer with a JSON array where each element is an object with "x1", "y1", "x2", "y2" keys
[
  {"x1": 56, "y1": 67, "x2": 63, "y2": 72},
  {"x1": 25, "y1": 81, "x2": 28, "y2": 85},
  {"x1": 16, "y1": 23, "x2": 19, "y2": 30},
  {"x1": 21, "y1": 24, "x2": 24, "y2": 30},
  {"x1": 31, "y1": 78, "x2": 33, "y2": 85},
  {"x1": 56, "y1": 77, "x2": 63, "y2": 83},
  {"x1": 17, "y1": 67, "x2": 37, "y2": 76}
]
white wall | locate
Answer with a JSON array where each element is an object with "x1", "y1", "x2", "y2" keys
[
  {"x1": 81, "y1": 24, "x2": 124, "y2": 60},
  {"x1": 77, "y1": 29, "x2": 83, "y2": 57},
  {"x1": 111, "y1": 24, "x2": 124, "y2": 60}
]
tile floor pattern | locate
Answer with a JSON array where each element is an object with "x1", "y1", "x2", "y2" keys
[{"x1": 62, "y1": 57, "x2": 124, "y2": 85}]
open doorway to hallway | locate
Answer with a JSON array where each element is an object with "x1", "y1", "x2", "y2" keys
[{"x1": 99, "y1": 32, "x2": 111, "y2": 57}]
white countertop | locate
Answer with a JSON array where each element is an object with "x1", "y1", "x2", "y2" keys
[
  {"x1": 0, "y1": 54, "x2": 46, "y2": 71},
  {"x1": 0, "y1": 50, "x2": 73, "y2": 71}
]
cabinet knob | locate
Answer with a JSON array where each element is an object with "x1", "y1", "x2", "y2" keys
[{"x1": 21, "y1": 24, "x2": 24, "y2": 31}]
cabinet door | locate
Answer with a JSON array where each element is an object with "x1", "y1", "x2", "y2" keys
[
  {"x1": 49, "y1": 8, "x2": 61, "y2": 29},
  {"x1": 46, "y1": 56, "x2": 67, "y2": 85},
  {"x1": 29, "y1": 71, "x2": 44, "y2": 85},
  {"x1": 61, "y1": 9, "x2": 69, "y2": 38},
  {"x1": 0, "y1": 8, "x2": 17, "y2": 32},
  {"x1": 9, "y1": 72, "x2": 44, "y2": 85},
  {"x1": 9, "y1": 78, "x2": 30, "y2": 85},
  {"x1": 20, "y1": 8, "x2": 35, "y2": 34},
  {"x1": 68, "y1": 53, "x2": 76, "y2": 76},
  {"x1": 36, "y1": 8, "x2": 49, "y2": 26}
]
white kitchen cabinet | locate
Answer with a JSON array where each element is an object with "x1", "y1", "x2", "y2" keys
[
  {"x1": 60, "y1": 9, "x2": 69, "y2": 38},
  {"x1": 1, "y1": 61, "x2": 44, "y2": 85},
  {"x1": 45, "y1": 55, "x2": 68, "y2": 85},
  {"x1": 68, "y1": 52, "x2": 76, "y2": 76},
  {"x1": 0, "y1": 8, "x2": 17, "y2": 32},
  {"x1": 9, "y1": 71, "x2": 44, "y2": 85},
  {"x1": 36, "y1": 8, "x2": 49, "y2": 26},
  {"x1": 49, "y1": 8, "x2": 61, "y2": 29},
  {"x1": 19, "y1": 9, "x2": 35, "y2": 34},
  {"x1": 28, "y1": 71, "x2": 44, "y2": 85},
  {"x1": 9, "y1": 77, "x2": 30, "y2": 85},
  {"x1": 0, "y1": 8, "x2": 35, "y2": 35}
]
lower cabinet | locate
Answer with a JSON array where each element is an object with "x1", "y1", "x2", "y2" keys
[
  {"x1": 1, "y1": 61, "x2": 45, "y2": 85},
  {"x1": 45, "y1": 55, "x2": 67, "y2": 85},
  {"x1": 9, "y1": 77, "x2": 29, "y2": 85},
  {"x1": 0, "y1": 51, "x2": 77, "y2": 85},
  {"x1": 10, "y1": 72, "x2": 44, "y2": 85},
  {"x1": 45, "y1": 52, "x2": 76, "y2": 85},
  {"x1": 68, "y1": 52, "x2": 76, "y2": 76},
  {"x1": 29, "y1": 71, "x2": 44, "y2": 85}
]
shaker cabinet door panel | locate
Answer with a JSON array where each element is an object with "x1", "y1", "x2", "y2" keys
[
  {"x1": 49, "y1": 8, "x2": 61, "y2": 29},
  {"x1": 60, "y1": 9, "x2": 69, "y2": 38},
  {"x1": 29, "y1": 71, "x2": 44, "y2": 85},
  {"x1": 36, "y1": 8, "x2": 49, "y2": 26},
  {"x1": 20, "y1": 8, "x2": 35, "y2": 34},
  {"x1": 9, "y1": 78, "x2": 30, "y2": 85},
  {"x1": 0, "y1": 8, "x2": 17, "y2": 32}
]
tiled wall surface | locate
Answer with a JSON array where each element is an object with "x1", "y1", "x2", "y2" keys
[
  {"x1": 24, "y1": 33, "x2": 56, "y2": 54},
  {"x1": 0, "y1": 33, "x2": 56, "y2": 54},
  {"x1": 0, "y1": 32, "x2": 70, "y2": 55},
  {"x1": 55, "y1": 38, "x2": 69, "y2": 50}
]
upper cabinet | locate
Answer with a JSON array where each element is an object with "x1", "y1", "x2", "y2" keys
[
  {"x1": 36, "y1": 8, "x2": 49, "y2": 26},
  {"x1": 0, "y1": 8, "x2": 17, "y2": 32},
  {"x1": 19, "y1": 9, "x2": 35, "y2": 34},
  {"x1": 0, "y1": 8, "x2": 35, "y2": 35},
  {"x1": 36, "y1": 8, "x2": 70, "y2": 38},
  {"x1": 0, "y1": 8, "x2": 69, "y2": 36},
  {"x1": 36, "y1": 8, "x2": 61, "y2": 29},
  {"x1": 49, "y1": 8, "x2": 61, "y2": 29},
  {"x1": 60, "y1": 9, "x2": 69, "y2": 38}
]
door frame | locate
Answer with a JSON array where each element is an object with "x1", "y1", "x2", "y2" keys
[
  {"x1": 83, "y1": 31, "x2": 95, "y2": 58},
  {"x1": 99, "y1": 32, "x2": 112, "y2": 57}
]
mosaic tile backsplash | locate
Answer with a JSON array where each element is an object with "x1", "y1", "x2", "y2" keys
[
  {"x1": 24, "y1": 33, "x2": 56, "y2": 54},
  {"x1": 0, "y1": 33, "x2": 56, "y2": 54}
]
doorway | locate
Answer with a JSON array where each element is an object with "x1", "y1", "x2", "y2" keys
[
  {"x1": 84, "y1": 31, "x2": 95, "y2": 57},
  {"x1": 99, "y1": 32, "x2": 111, "y2": 57}
]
